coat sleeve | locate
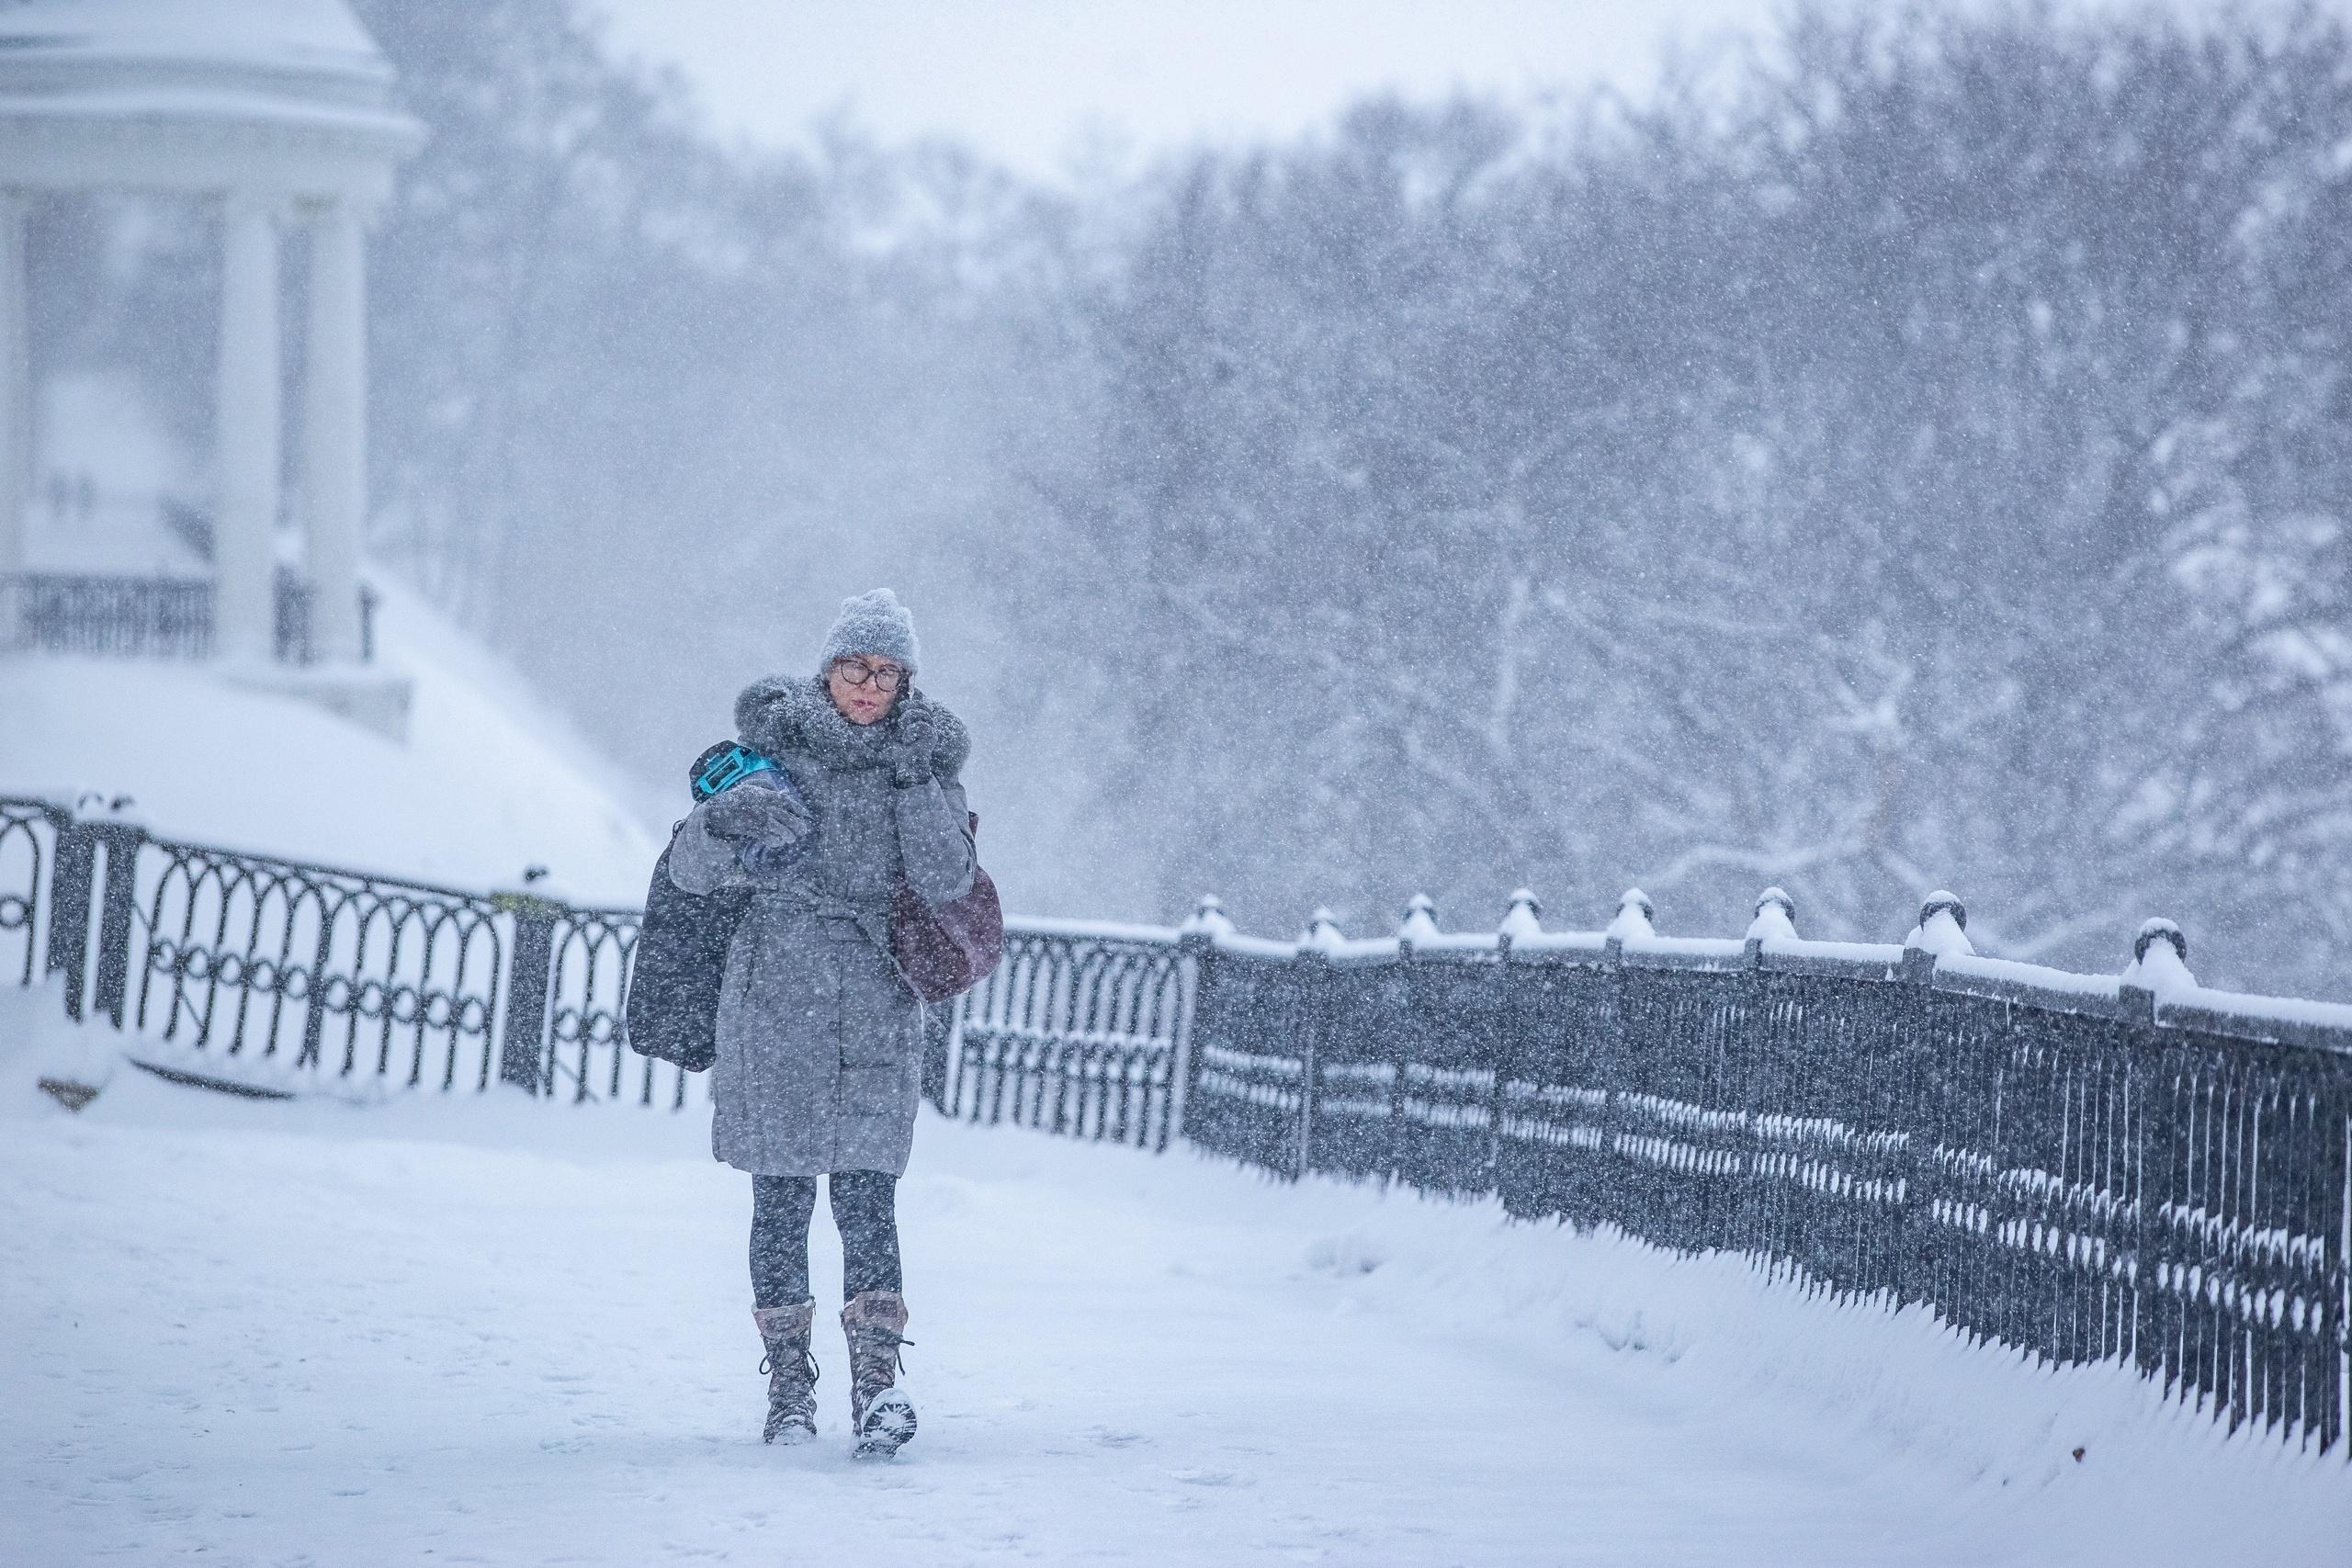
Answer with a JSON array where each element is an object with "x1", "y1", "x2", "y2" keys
[
  {"x1": 894, "y1": 777, "x2": 976, "y2": 905},
  {"x1": 666, "y1": 795, "x2": 807, "y2": 895}
]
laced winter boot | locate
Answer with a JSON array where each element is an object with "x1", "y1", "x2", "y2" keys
[
  {"x1": 753, "y1": 1301, "x2": 820, "y2": 1445},
  {"x1": 841, "y1": 1290, "x2": 916, "y2": 1459}
]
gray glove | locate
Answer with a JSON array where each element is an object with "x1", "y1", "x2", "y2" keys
[
  {"x1": 887, "y1": 699, "x2": 938, "y2": 788},
  {"x1": 700, "y1": 785, "x2": 813, "y2": 845}
]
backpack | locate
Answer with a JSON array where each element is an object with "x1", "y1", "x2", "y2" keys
[
  {"x1": 622, "y1": 841, "x2": 747, "y2": 1073},
  {"x1": 623, "y1": 739, "x2": 776, "y2": 1074}
]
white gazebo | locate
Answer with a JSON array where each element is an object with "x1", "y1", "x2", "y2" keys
[{"x1": 0, "y1": 0, "x2": 421, "y2": 663}]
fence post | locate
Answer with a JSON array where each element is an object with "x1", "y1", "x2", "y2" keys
[
  {"x1": 2116, "y1": 918, "x2": 2184, "y2": 1029},
  {"x1": 1605, "y1": 887, "x2": 1653, "y2": 960},
  {"x1": 87, "y1": 818, "x2": 147, "y2": 1028},
  {"x1": 1491, "y1": 889, "x2": 1542, "y2": 1195},
  {"x1": 1739, "y1": 887, "x2": 1796, "y2": 1266},
  {"x1": 46, "y1": 813, "x2": 96, "y2": 1021},
  {"x1": 1390, "y1": 897, "x2": 1431, "y2": 1183},
  {"x1": 496, "y1": 891, "x2": 562, "y2": 1094},
  {"x1": 1744, "y1": 886, "x2": 1795, "y2": 967},
  {"x1": 1295, "y1": 908, "x2": 1342, "y2": 1181},
  {"x1": 1896, "y1": 892, "x2": 1969, "y2": 1310},
  {"x1": 2121, "y1": 918, "x2": 2187, "y2": 1386},
  {"x1": 1603, "y1": 889, "x2": 1653, "y2": 1233},
  {"x1": 1174, "y1": 894, "x2": 1228, "y2": 1141}
]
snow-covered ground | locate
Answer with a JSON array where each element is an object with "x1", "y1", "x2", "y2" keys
[
  {"x1": 0, "y1": 575, "x2": 661, "y2": 903},
  {"x1": 4, "y1": 988, "x2": 2344, "y2": 1567}
]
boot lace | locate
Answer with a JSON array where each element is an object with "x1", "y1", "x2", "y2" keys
[
  {"x1": 759, "y1": 1346, "x2": 820, "y2": 1387},
  {"x1": 852, "y1": 1329, "x2": 914, "y2": 1390}
]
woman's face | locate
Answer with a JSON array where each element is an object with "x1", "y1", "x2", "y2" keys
[{"x1": 827, "y1": 655, "x2": 907, "y2": 726}]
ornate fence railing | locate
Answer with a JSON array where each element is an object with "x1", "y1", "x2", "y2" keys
[
  {"x1": 130, "y1": 833, "x2": 509, "y2": 1090},
  {"x1": 0, "y1": 571, "x2": 378, "y2": 664},
  {"x1": 1172, "y1": 889, "x2": 2352, "y2": 1460},
  {"x1": 1, "y1": 797, "x2": 61, "y2": 987},
  {"x1": 8, "y1": 799, "x2": 671, "y2": 1107},
  {"x1": 932, "y1": 918, "x2": 1193, "y2": 1152},
  {"x1": 5, "y1": 792, "x2": 2346, "y2": 1457}
]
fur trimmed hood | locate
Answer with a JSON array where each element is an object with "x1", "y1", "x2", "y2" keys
[{"x1": 734, "y1": 674, "x2": 970, "y2": 784}]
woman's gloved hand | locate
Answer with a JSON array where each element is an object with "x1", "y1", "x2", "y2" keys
[
  {"x1": 701, "y1": 784, "x2": 814, "y2": 845},
  {"x1": 886, "y1": 699, "x2": 939, "y2": 788}
]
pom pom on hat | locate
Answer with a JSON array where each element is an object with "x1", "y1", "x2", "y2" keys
[{"x1": 820, "y1": 588, "x2": 921, "y2": 672}]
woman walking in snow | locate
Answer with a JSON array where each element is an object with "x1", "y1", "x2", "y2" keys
[{"x1": 664, "y1": 589, "x2": 975, "y2": 1457}]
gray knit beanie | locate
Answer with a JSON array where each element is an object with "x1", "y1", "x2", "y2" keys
[{"x1": 819, "y1": 587, "x2": 922, "y2": 672}]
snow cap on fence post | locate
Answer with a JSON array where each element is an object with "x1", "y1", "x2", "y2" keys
[
  {"x1": 1300, "y1": 907, "x2": 1345, "y2": 956},
  {"x1": 1178, "y1": 893, "x2": 1233, "y2": 953},
  {"x1": 1398, "y1": 893, "x2": 1440, "y2": 954},
  {"x1": 1744, "y1": 886, "x2": 1797, "y2": 965},
  {"x1": 1605, "y1": 887, "x2": 1655, "y2": 963},
  {"x1": 2119, "y1": 918, "x2": 2196, "y2": 1023},
  {"x1": 2132, "y1": 917, "x2": 2188, "y2": 969},
  {"x1": 1901, "y1": 890, "x2": 1973, "y2": 981},
  {"x1": 1498, "y1": 888, "x2": 1543, "y2": 953}
]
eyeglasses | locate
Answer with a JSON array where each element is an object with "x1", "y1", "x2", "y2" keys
[{"x1": 831, "y1": 658, "x2": 907, "y2": 694}]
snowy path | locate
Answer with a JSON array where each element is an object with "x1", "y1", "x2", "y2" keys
[{"x1": 3, "y1": 1070, "x2": 2343, "y2": 1566}]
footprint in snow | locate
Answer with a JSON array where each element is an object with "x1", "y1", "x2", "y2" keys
[
  {"x1": 1306, "y1": 1235, "x2": 1387, "y2": 1276},
  {"x1": 1170, "y1": 1468, "x2": 1250, "y2": 1487}
]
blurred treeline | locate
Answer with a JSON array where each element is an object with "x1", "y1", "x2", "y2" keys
[
  {"x1": 1023, "y1": 6, "x2": 2352, "y2": 991},
  {"x1": 85, "y1": 2, "x2": 2352, "y2": 992}
]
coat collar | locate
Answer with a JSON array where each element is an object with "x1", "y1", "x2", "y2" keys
[{"x1": 734, "y1": 674, "x2": 969, "y2": 784}]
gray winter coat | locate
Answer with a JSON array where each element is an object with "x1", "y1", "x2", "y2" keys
[{"x1": 667, "y1": 676, "x2": 975, "y2": 1178}]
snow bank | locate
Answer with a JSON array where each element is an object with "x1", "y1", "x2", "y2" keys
[
  {"x1": 1293, "y1": 1179, "x2": 2351, "y2": 1565},
  {"x1": 0, "y1": 1050, "x2": 2341, "y2": 1566}
]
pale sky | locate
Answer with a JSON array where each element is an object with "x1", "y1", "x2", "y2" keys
[
  {"x1": 582, "y1": 0, "x2": 1800, "y2": 178},
  {"x1": 583, "y1": 0, "x2": 2280, "y2": 180}
]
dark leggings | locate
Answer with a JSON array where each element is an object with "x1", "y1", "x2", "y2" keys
[{"x1": 750, "y1": 1171, "x2": 903, "y2": 1308}]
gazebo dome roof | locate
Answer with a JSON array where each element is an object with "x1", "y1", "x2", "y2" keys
[
  {"x1": 0, "y1": 0, "x2": 422, "y2": 198},
  {"x1": 1, "y1": 0, "x2": 384, "y2": 70}
]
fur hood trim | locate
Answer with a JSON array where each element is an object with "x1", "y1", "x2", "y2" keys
[{"x1": 734, "y1": 674, "x2": 970, "y2": 784}]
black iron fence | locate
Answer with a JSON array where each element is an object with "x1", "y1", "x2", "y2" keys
[
  {"x1": 1172, "y1": 889, "x2": 2351, "y2": 1461},
  {"x1": 0, "y1": 797, "x2": 57, "y2": 987},
  {"x1": 0, "y1": 572, "x2": 378, "y2": 664},
  {"x1": 933, "y1": 919, "x2": 1192, "y2": 1152},
  {"x1": 5, "y1": 792, "x2": 2346, "y2": 1457},
  {"x1": 8, "y1": 800, "x2": 669, "y2": 1107}
]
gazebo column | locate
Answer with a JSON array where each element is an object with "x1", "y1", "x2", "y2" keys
[
  {"x1": 214, "y1": 193, "x2": 280, "y2": 661},
  {"x1": 0, "y1": 189, "x2": 28, "y2": 583},
  {"x1": 302, "y1": 197, "x2": 366, "y2": 663}
]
